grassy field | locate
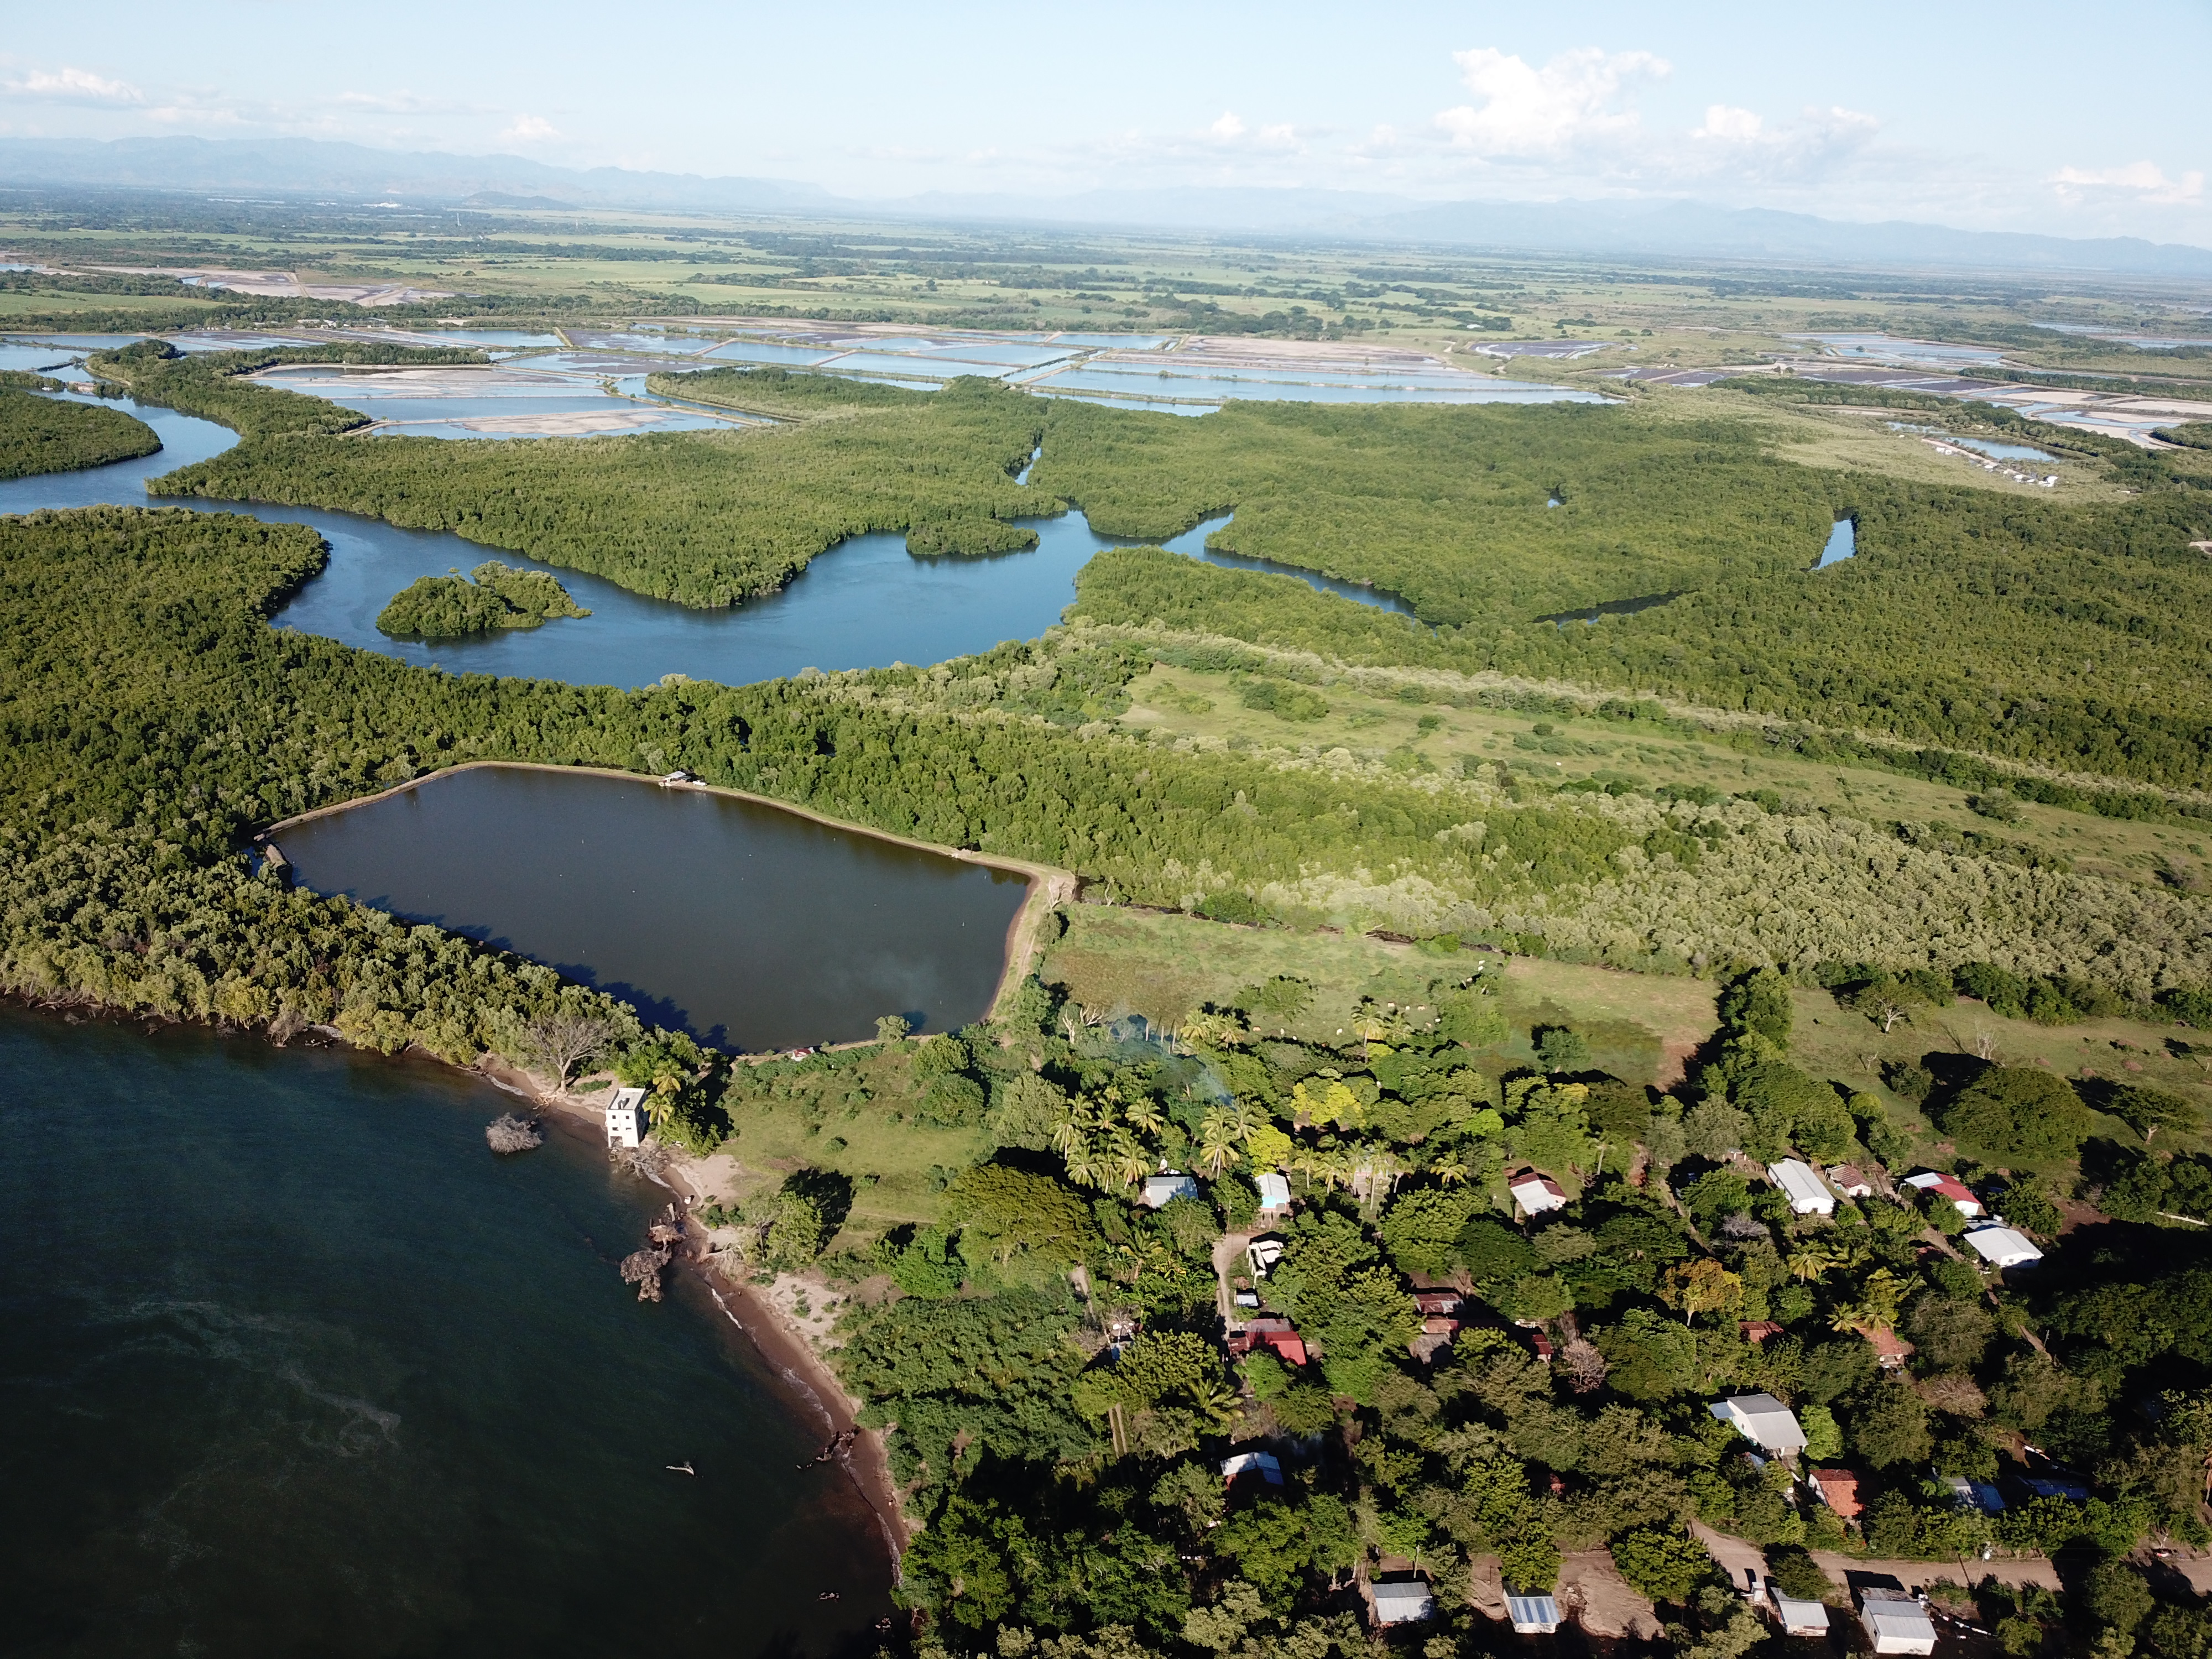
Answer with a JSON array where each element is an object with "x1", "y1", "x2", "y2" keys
[
  {"x1": 1786, "y1": 982, "x2": 2212, "y2": 1166},
  {"x1": 696, "y1": 1044, "x2": 989, "y2": 1238},
  {"x1": 1115, "y1": 660, "x2": 2212, "y2": 895},
  {"x1": 1040, "y1": 903, "x2": 1717, "y2": 1090}
]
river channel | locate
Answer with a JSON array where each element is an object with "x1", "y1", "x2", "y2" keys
[
  {"x1": 0, "y1": 1004, "x2": 891, "y2": 1656},
  {"x1": 2, "y1": 387, "x2": 1418, "y2": 688}
]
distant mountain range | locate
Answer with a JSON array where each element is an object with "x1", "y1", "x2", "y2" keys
[{"x1": 5, "y1": 135, "x2": 2209, "y2": 278}]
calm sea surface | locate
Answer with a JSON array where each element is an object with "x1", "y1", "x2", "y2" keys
[{"x1": 0, "y1": 1005, "x2": 892, "y2": 1656}]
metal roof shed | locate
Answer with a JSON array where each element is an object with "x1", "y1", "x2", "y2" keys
[
  {"x1": 1768, "y1": 1586, "x2": 1831, "y2": 1636},
  {"x1": 1372, "y1": 1579, "x2": 1436, "y2": 1626},
  {"x1": 1861, "y1": 1591, "x2": 1937, "y2": 1655},
  {"x1": 1506, "y1": 1592, "x2": 1562, "y2": 1634},
  {"x1": 1964, "y1": 1226, "x2": 2043, "y2": 1269},
  {"x1": 1768, "y1": 1158, "x2": 1837, "y2": 1215},
  {"x1": 1709, "y1": 1392, "x2": 1809, "y2": 1454}
]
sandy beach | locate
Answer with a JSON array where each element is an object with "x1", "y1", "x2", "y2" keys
[{"x1": 488, "y1": 1056, "x2": 913, "y2": 1561}]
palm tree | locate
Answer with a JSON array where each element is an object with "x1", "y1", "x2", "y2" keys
[
  {"x1": 1189, "y1": 1378, "x2": 1243, "y2": 1428},
  {"x1": 1108, "y1": 1131, "x2": 1151, "y2": 1189},
  {"x1": 1122, "y1": 1096, "x2": 1165, "y2": 1139},
  {"x1": 1063, "y1": 1136, "x2": 1105, "y2": 1190},
  {"x1": 1197, "y1": 1109, "x2": 1244, "y2": 1177},
  {"x1": 1786, "y1": 1243, "x2": 1834, "y2": 1285}
]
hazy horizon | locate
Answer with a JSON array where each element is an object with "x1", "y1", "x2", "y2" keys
[{"x1": 3, "y1": 0, "x2": 2206, "y2": 248}]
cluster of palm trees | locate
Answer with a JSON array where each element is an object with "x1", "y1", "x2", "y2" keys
[
  {"x1": 1046, "y1": 1078, "x2": 1447, "y2": 1214},
  {"x1": 1787, "y1": 1237, "x2": 1908, "y2": 1338}
]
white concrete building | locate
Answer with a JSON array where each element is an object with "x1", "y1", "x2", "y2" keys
[
  {"x1": 1509, "y1": 1170, "x2": 1568, "y2": 1216},
  {"x1": 1709, "y1": 1392, "x2": 1809, "y2": 1455},
  {"x1": 1769, "y1": 1585, "x2": 1831, "y2": 1637},
  {"x1": 1768, "y1": 1158, "x2": 1837, "y2": 1216},
  {"x1": 1246, "y1": 1237, "x2": 1286, "y2": 1280},
  {"x1": 1860, "y1": 1590, "x2": 1937, "y2": 1655},
  {"x1": 604, "y1": 1086, "x2": 648, "y2": 1149},
  {"x1": 1964, "y1": 1225, "x2": 2043, "y2": 1269}
]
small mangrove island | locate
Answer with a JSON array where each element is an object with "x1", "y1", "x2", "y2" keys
[
  {"x1": 377, "y1": 561, "x2": 591, "y2": 638},
  {"x1": 0, "y1": 373, "x2": 162, "y2": 481}
]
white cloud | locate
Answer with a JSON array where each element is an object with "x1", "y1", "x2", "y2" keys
[
  {"x1": 499, "y1": 114, "x2": 559, "y2": 145},
  {"x1": 2051, "y1": 160, "x2": 2204, "y2": 207},
  {"x1": 6, "y1": 66, "x2": 143, "y2": 105},
  {"x1": 1434, "y1": 45, "x2": 1667, "y2": 156},
  {"x1": 1208, "y1": 111, "x2": 1245, "y2": 140},
  {"x1": 1692, "y1": 105, "x2": 1764, "y2": 143}
]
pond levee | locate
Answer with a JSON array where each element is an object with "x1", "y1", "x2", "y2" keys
[{"x1": 263, "y1": 760, "x2": 1072, "y2": 1049}]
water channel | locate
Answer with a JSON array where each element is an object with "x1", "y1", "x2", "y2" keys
[
  {"x1": 2, "y1": 389, "x2": 1421, "y2": 687},
  {"x1": 275, "y1": 766, "x2": 1031, "y2": 1050},
  {"x1": 0, "y1": 354, "x2": 1430, "y2": 1644},
  {"x1": 0, "y1": 1004, "x2": 891, "y2": 1656}
]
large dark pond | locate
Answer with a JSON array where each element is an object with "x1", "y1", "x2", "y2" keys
[
  {"x1": 1, "y1": 389, "x2": 1418, "y2": 690},
  {"x1": 274, "y1": 765, "x2": 1031, "y2": 1049},
  {"x1": 0, "y1": 1004, "x2": 891, "y2": 1657}
]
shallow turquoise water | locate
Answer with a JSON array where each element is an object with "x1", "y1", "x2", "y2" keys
[{"x1": 0, "y1": 1005, "x2": 892, "y2": 1656}]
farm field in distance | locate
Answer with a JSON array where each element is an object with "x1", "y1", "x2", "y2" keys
[{"x1": 6, "y1": 181, "x2": 2212, "y2": 1659}]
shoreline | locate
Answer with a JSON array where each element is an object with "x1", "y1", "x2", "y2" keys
[
  {"x1": 259, "y1": 758, "x2": 1071, "y2": 1031},
  {"x1": 0, "y1": 993, "x2": 915, "y2": 1575},
  {"x1": 502, "y1": 1057, "x2": 913, "y2": 1562}
]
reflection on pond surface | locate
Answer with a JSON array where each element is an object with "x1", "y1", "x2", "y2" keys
[
  {"x1": 1817, "y1": 518, "x2": 1857, "y2": 567},
  {"x1": 276, "y1": 766, "x2": 1031, "y2": 1049}
]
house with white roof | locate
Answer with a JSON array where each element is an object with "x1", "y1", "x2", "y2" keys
[
  {"x1": 1509, "y1": 1169, "x2": 1568, "y2": 1217},
  {"x1": 1768, "y1": 1585, "x2": 1831, "y2": 1637},
  {"x1": 604, "y1": 1086, "x2": 648, "y2": 1149},
  {"x1": 1220, "y1": 1450, "x2": 1284, "y2": 1486},
  {"x1": 1371, "y1": 1578, "x2": 1435, "y2": 1625},
  {"x1": 1141, "y1": 1171, "x2": 1202, "y2": 1209},
  {"x1": 1768, "y1": 1158, "x2": 1837, "y2": 1216},
  {"x1": 1246, "y1": 1237, "x2": 1286, "y2": 1280},
  {"x1": 1253, "y1": 1171, "x2": 1292, "y2": 1220},
  {"x1": 1709, "y1": 1392, "x2": 1808, "y2": 1455},
  {"x1": 1964, "y1": 1225, "x2": 2043, "y2": 1269},
  {"x1": 1860, "y1": 1589, "x2": 1937, "y2": 1655},
  {"x1": 1505, "y1": 1590, "x2": 1562, "y2": 1634}
]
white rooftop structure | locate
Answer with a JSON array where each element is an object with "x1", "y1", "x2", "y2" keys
[
  {"x1": 1253, "y1": 1171, "x2": 1292, "y2": 1217},
  {"x1": 1373, "y1": 1579, "x2": 1437, "y2": 1625},
  {"x1": 1140, "y1": 1171, "x2": 1202, "y2": 1209},
  {"x1": 1509, "y1": 1170, "x2": 1568, "y2": 1215},
  {"x1": 1861, "y1": 1590, "x2": 1937, "y2": 1655},
  {"x1": 1768, "y1": 1158, "x2": 1837, "y2": 1216},
  {"x1": 1220, "y1": 1450, "x2": 1284, "y2": 1486},
  {"x1": 1506, "y1": 1591, "x2": 1562, "y2": 1634},
  {"x1": 1964, "y1": 1225, "x2": 2043, "y2": 1269},
  {"x1": 1709, "y1": 1392, "x2": 1808, "y2": 1454},
  {"x1": 1246, "y1": 1236, "x2": 1286, "y2": 1279},
  {"x1": 604, "y1": 1085, "x2": 648, "y2": 1149},
  {"x1": 1768, "y1": 1585, "x2": 1831, "y2": 1636}
]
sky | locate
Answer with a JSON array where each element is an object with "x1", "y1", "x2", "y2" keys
[{"x1": 4, "y1": 0, "x2": 2209, "y2": 245}]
